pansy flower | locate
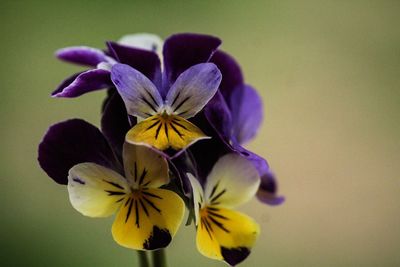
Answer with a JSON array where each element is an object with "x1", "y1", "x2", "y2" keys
[
  {"x1": 38, "y1": 119, "x2": 184, "y2": 250},
  {"x1": 110, "y1": 62, "x2": 222, "y2": 154},
  {"x1": 187, "y1": 153, "x2": 260, "y2": 266}
]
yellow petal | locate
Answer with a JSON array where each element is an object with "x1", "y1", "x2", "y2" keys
[
  {"x1": 112, "y1": 188, "x2": 185, "y2": 250},
  {"x1": 67, "y1": 163, "x2": 130, "y2": 217},
  {"x1": 196, "y1": 207, "x2": 260, "y2": 266},
  {"x1": 123, "y1": 143, "x2": 169, "y2": 189},
  {"x1": 125, "y1": 114, "x2": 209, "y2": 151}
]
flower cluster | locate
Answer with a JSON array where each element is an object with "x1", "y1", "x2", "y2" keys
[{"x1": 38, "y1": 33, "x2": 283, "y2": 266}]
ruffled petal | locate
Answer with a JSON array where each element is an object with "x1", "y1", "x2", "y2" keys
[
  {"x1": 56, "y1": 46, "x2": 108, "y2": 67},
  {"x1": 111, "y1": 63, "x2": 163, "y2": 118},
  {"x1": 107, "y1": 42, "x2": 161, "y2": 83},
  {"x1": 123, "y1": 143, "x2": 169, "y2": 189},
  {"x1": 67, "y1": 163, "x2": 129, "y2": 217},
  {"x1": 165, "y1": 63, "x2": 222, "y2": 119},
  {"x1": 38, "y1": 119, "x2": 119, "y2": 185},
  {"x1": 163, "y1": 33, "x2": 221, "y2": 86},
  {"x1": 125, "y1": 114, "x2": 209, "y2": 152},
  {"x1": 112, "y1": 188, "x2": 185, "y2": 250},
  {"x1": 101, "y1": 90, "x2": 132, "y2": 160},
  {"x1": 52, "y1": 69, "x2": 112, "y2": 98},
  {"x1": 204, "y1": 154, "x2": 260, "y2": 208},
  {"x1": 196, "y1": 207, "x2": 259, "y2": 266},
  {"x1": 231, "y1": 85, "x2": 263, "y2": 144},
  {"x1": 118, "y1": 33, "x2": 163, "y2": 55}
]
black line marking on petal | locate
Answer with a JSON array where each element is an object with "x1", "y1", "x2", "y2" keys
[
  {"x1": 144, "y1": 89, "x2": 159, "y2": 108},
  {"x1": 171, "y1": 119, "x2": 189, "y2": 130},
  {"x1": 164, "y1": 122, "x2": 169, "y2": 140},
  {"x1": 105, "y1": 190, "x2": 126, "y2": 196},
  {"x1": 139, "y1": 198, "x2": 149, "y2": 217},
  {"x1": 103, "y1": 179, "x2": 124, "y2": 190},
  {"x1": 202, "y1": 217, "x2": 213, "y2": 239},
  {"x1": 141, "y1": 96, "x2": 158, "y2": 113},
  {"x1": 177, "y1": 110, "x2": 189, "y2": 116},
  {"x1": 208, "y1": 182, "x2": 219, "y2": 199},
  {"x1": 210, "y1": 189, "x2": 226, "y2": 203},
  {"x1": 207, "y1": 207, "x2": 220, "y2": 212},
  {"x1": 125, "y1": 198, "x2": 134, "y2": 223},
  {"x1": 170, "y1": 91, "x2": 181, "y2": 107},
  {"x1": 142, "y1": 191, "x2": 163, "y2": 199},
  {"x1": 124, "y1": 197, "x2": 131, "y2": 207},
  {"x1": 169, "y1": 123, "x2": 184, "y2": 139},
  {"x1": 138, "y1": 168, "x2": 147, "y2": 186},
  {"x1": 145, "y1": 119, "x2": 161, "y2": 131},
  {"x1": 142, "y1": 181, "x2": 151, "y2": 187},
  {"x1": 142, "y1": 196, "x2": 161, "y2": 213},
  {"x1": 116, "y1": 197, "x2": 125, "y2": 203},
  {"x1": 207, "y1": 210, "x2": 229, "y2": 220},
  {"x1": 143, "y1": 226, "x2": 171, "y2": 250},
  {"x1": 220, "y1": 246, "x2": 250, "y2": 266},
  {"x1": 134, "y1": 199, "x2": 140, "y2": 227},
  {"x1": 155, "y1": 122, "x2": 162, "y2": 139},
  {"x1": 173, "y1": 96, "x2": 190, "y2": 112},
  {"x1": 72, "y1": 177, "x2": 85, "y2": 185},
  {"x1": 208, "y1": 216, "x2": 230, "y2": 233}
]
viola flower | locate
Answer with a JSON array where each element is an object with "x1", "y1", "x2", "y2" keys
[
  {"x1": 187, "y1": 153, "x2": 260, "y2": 266},
  {"x1": 110, "y1": 62, "x2": 222, "y2": 153},
  {"x1": 38, "y1": 119, "x2": 185, "y2": 250}
]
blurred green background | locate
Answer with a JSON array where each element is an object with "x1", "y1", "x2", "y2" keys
[{"x1": 1, "y1": 0, "x2": 399, "y2": 266}]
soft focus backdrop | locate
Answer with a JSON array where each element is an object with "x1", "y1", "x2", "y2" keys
[{"x1": 1, "y1": 0, "x2": 399, "y2": 266}]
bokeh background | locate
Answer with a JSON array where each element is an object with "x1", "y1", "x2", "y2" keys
[{"x1": 1, "y1": 0, "x2": 399, "y2": 266}]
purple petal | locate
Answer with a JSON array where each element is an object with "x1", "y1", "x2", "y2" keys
[
  {"x1": 101, "y1": 90, "x2": 133, "y2": 160},
  {"x1": 163, "y1": 33, "x2": 221, "y2": 86},
  {"x1": 165, "y1": 63, "x2": 222, "y2": 119},
  {"x1": 107, "y1": 41, "x2": 161, "y2": 84},
  {"x1": 110, "y1": 63, "x2": 163, "y2": 118},
  {"x1": 38, "y1": 119, "x2": 120, "y2": 185},
  {"x1": 257, "y1": 170, "x2": 285, "y2": 205},
  {"x1": 56, "y1": 46, "x2": 108, "y2": 67},
  {"x1": 52, "y1": 69, "x2": 112, "y2": 98},
  {"x1": 203, "y1": 91, "x2": 233, "y2": 142},
  {"x1": 52, "y1": 72, "x2": 82, "y2": 96},
  {"x1": 210, "y1": 50, "x2": 244, "y2": 102},
  {"x1": 230, "y1": 85, "x2": 263, "y2": 144}
]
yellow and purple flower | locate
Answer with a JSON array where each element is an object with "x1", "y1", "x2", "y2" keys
[
  {"x1": 188, "y1": 153, "x2": 261, "y2": 266},
  {"x1": 38, "y1": 119, "x2": 184, "y2": 250}
]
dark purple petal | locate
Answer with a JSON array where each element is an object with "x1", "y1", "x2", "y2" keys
[
  {"x1": 52, "y1": 69, "x2": 112, "y2": 98},
  {"x1": 230, "y1": 85, "x2": 263, "y2": 144},
  {"x1": 203, "y1": 91, "x2": 233, "y2": 142},
  {"x1": 38, "y1": 119, "x2": 120, "y2": 185},
  {"x1": 210, "y1": 50, "x2": 244, "y2": 102},
  {"x1": 166, "y1": 63, "x2": 222, "y2": 119},
  {"x1": 56, "y1": 46, "x2": 108, "y2": 67},
  {"x1": 257, "y1": 170, "x2": 285, "y2": 205},
  {"x1": 106, "y1": 41, "x2": 161, "y2": 84},
  {"x1": 101, "y1": 90, "x2": 133, "y2": 161},
  {"x1": 163, "y1": 33, "x2": 221, "y2": 87}
]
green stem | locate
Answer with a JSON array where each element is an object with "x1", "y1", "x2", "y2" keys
[
  {"x1": 137, "y1": 251, "x2": 150, "y2": 267},
  {"x1": 152, "y1": 249, "x2": 167, "y2": 267}
]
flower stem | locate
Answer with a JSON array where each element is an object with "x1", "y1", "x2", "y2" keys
[
  {"x1": 152, "y1": 249, "x2": 167, "y2": 267},
  {"x1": 137, "y1": 251, "x2": 150, "y2": 267}
]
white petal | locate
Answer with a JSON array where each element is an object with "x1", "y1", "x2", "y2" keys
[
  {"x1": 118, "y1": 33, "x2": 163, "y2": 56},
  {"x1": 68, "y1": 163, "x2": 130, "y2": 217},
  {"x1": 187, "y1": 173, "x2": 205, "y2": 226},
  {"x1": 204, "y1": 154, "x2": 260, "y2": 208}
]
